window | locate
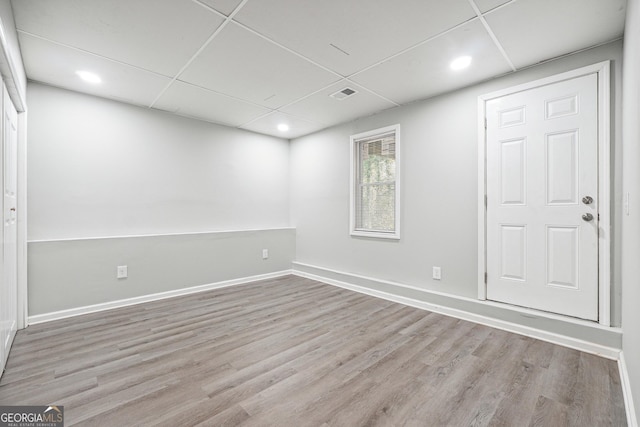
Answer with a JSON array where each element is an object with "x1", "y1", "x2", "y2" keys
[{"x1": 350, "y1": 124, "x2": 400, "y2": 239}]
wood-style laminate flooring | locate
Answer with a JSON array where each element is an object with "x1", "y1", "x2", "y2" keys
[{"x1": 0, "y1": 275, "x2": 626, "y2": 426}]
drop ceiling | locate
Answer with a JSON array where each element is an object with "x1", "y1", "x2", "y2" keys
[{"x1": 12, "y1": 0, "x2": 627, "y2": 139}]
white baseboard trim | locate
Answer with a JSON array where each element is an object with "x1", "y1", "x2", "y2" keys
[
  {"x1": 294, "y1": 262, "x2": 617, "y2": 331},
  {"x1": 28, "y1": 270, "x2": 293, "y2": 325},
  {"x1": 293, "y1": 266, "x2": 621, "y2": 361},
  {"x1": 619, "y1": 352, "x2": 639, "y2": 427}
]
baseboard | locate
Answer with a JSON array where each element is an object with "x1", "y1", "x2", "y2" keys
[
  {"x1": 292, "y1": 263, "x2": 621, "y2": 360},
  {"x1": 619, "y1": 352, "x2": 639, "y2": 427},
  {"x1": 28, "y1": 270, "x2": 293, "y2": 325}
]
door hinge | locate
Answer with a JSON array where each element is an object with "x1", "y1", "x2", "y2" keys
[
  {"x1": 485, "y1": 195, "x2": 488, "y2": 208},
  {"x1": 484, "y1": 272, "x2": 488, "y2": 284},
  {"x1": 484, "y1": 118, "x2": 487, "y2": 129}
]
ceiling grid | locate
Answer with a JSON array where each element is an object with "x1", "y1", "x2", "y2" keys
[
  {"x1": 148, "y1": 0, "x2": 252, "y2": 108},
  {"x1": 11, "y1": 0, "x2": 627, "y2": 138}
]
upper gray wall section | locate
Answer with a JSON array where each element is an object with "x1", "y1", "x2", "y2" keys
[
  {"x1": 27, "y1": 83, "x2": 291, "y2": 241},
  {"x1": 290, "y1": 41, "x2": 623, "y2": 326}
]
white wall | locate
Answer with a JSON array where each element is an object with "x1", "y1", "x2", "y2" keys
[
  {"x1": 28, "y1": 83, "x2": 290, "y2": 240},
  {"x1": 622, "y1": 0, "x2": 640, "y2": 421},
  {"x1": 27, "y1": 83, "x2": 294, "y2": 318},
  {"x1": 291, "y1": 42, "x2": 623, "y2": 327}
]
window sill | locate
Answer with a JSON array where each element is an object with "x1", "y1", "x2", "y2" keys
[{"x1": 350, "y1": 230, "x2": 400, "y2": 240}]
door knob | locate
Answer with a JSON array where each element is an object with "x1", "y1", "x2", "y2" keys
[
  {"x1": 582, "y1": 213, "x2": 594, "y2": 222},
  {"x1": 582, "y1": 196, "x2": 594, "y2": 205}
]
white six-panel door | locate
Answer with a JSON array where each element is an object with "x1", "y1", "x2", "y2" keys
[{"x1": 485, "y1": 73, "x2": 599, "y2": 320}]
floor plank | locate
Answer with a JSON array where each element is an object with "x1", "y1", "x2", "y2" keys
[{"x1": 0, "y1": 275, "x2": 626, "y2": 426}]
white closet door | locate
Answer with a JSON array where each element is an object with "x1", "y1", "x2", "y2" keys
[{"x1": 0, "y1": 81, "x2": 18, "y2": 374}]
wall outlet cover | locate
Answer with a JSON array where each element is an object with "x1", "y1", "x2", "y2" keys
[{"x1": 117, "y1": 265, "x2": 128, "y2": 279}]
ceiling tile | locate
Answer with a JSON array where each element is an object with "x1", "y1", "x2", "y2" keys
[
  {"x1": 485, "y1": 0, "x2": 626, "y2": 69},
  {"x1": 180, "y1": 22, "x2": 340, "y2": 109},
  {"x1": 241, "y1": 112, "x2": 325, "y2": 139},
  {"x1": 197, "y1": 0, "x2": 243, "y2": 16},
  {"x1": 19, "y1": 33, "x2": 171, "y2": 107},
  {"x1": 473, "y1": 0, "x2": 512, "y2": 13},
  {"x1": 350, "y1": 20, "x2": 512, "y2": 105},
  {"x1": 153, "y1": 81, "x2": 270, "y2": 127},
  {"x1": 281, "y1": 80, "x2": 397, "y2": 126},
  {"x1": 233, "y1": 0, "x2": 477, "y2": 77},
  {"x1": 12, "y1": 0, "x2": 224, "y2": 77}
]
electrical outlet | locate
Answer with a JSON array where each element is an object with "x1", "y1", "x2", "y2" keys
[
  {"x1": 262, "y1": 249, "x2": 269, "y2": 260},
  {"x1": 432, "y1": 266, "x2": 441, "y2": 280},
  {"x1": 117, "y1": 265, "x2": 128, "y2": 279}
]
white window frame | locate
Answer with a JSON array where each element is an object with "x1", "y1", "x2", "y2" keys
[{"x1": 350, "y1": 124, "x2": 401, "y2": 239}]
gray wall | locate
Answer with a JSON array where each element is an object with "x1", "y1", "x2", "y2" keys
[
  {"x1": 291, "y1": 41, "x2": 623, "y2": 326},
  {"x1": 29, "y1": 228, "x2": 295, "y2": 315},
  {"x1": 28, "y1": 83, "x2": 291, "y2": 240},
  {"x1": 622, "y1": 0, "x2": 640, "y2": 420},
  {"x1": 27, "y1": 84, "x2": 294, "y2": 317}
]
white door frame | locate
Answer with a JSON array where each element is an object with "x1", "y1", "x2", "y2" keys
[
  {"x1": 477, "y1": 61, "x2": 611, "y2": 326},
  {"x1": 17, "y1": 112, "x2": 26, "y2": 329},
  {"x1": 0, "y1": 16, "x2": 28, "y2": 330}
]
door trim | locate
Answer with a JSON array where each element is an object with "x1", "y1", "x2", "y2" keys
[
  {"x1": 0, "y1": 15, "x2": 27, "y2": 330},
  {"x1": 477, "y1": 61, "x2": 611, "y2": 326}
]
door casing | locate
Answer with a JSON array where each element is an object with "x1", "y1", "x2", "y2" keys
[{"x1": 477, "y1": 61, "x2": 611, "y2": 326}]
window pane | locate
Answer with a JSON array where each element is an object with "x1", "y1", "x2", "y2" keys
[
  {"x1": 359, "y1": 140, "x2": 396, "y2": 185},
  {"x1": 357, "y1": 183, "x2": 395, "y2": 231},
  {"x1": 351, "y1": 124, "x2": 399, "y2": 238}
]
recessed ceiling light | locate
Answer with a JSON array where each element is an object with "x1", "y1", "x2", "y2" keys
[
  {"x1": 450, "y1": 56, "x2": 472, "y2": 71},
  {"x1": 75, "y1": 70, "x2": 102, "y2": 84},
  {"x1": 277, "y1": 123, "x2": 290, "y2": 132}
]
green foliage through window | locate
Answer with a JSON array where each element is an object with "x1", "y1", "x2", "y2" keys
[{"x1": 355, "y1": 131, "x2": 397, "y2": 233}]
